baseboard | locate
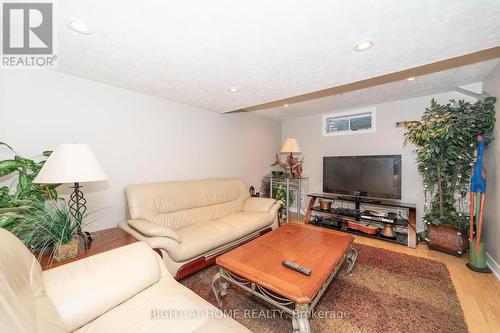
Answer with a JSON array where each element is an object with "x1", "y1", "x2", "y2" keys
[{"x1": 486, "y1": 252, "x2": 500, "y2": 280}]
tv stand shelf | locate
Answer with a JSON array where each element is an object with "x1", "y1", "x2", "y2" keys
[{"x1": 305, "y1": 193, "x2": 417, "y2": 248}]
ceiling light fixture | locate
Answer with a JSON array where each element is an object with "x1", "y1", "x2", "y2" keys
[
  {"x1": 228, "y1": 87, "x2": 239, "y2": 93},
  {"x1": 66, "y1": 19, "x2": 92, "y2": 34},
  {"x1": 353, "y1": 39, "x2": 374, "y2": 52},
  {"x1": 406, "y1": 77, "x2": 416, "y2": 81}
]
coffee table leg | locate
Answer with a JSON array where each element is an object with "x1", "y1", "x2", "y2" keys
[
  {"x1": 346, "y1": 247, "x2": 358, "y2": 274},
  {"x1": 211, "y1": 270, "x2": 229, "y2": 307},
  {"x1": 292, "y1": 303, "x2": 311, "y2": 333}
]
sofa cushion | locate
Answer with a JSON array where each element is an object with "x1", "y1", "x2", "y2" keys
[
  {"x1": 243, "y1": 197, "x2": 276, "y2": 213},
  {"x1": 128, "y1": 219, "x2": 182, "y2": 243},
  {"x1": 43, "y1": 243, "x2": 162, "y2": 331},
  {"x1": 126, "y1": 179, "x2": 249, "y2": 225},
  {"x1": 74, "y1": 278, "x2": 249, "y2": 333},
  {"x1": 152, "y1": 199, "x2": 245, "y2": 230},
  {"x1": 0, "y1": 229, "x2": 67, "y2": 333},
  {"x1": 216, "y1": 212, "x2": 274, "y2": 238},
  {"x1": 165, "y1": 212, "x2": 274, "y2": 262},
  {"x1": 169, "y1": 221, "x2": 241, "y2": 262}
]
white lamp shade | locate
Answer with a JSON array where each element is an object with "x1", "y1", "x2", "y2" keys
[
  {"x1": 33, "y1": 144, "x2": 107, "y2": 184},
  {"x1": 280, "y1": 138, "x2": 301, "y2": 154}
]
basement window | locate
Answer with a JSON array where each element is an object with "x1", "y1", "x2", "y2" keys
[{"x1": 323, "y1": 108, "x2": 376, "y2": 136}]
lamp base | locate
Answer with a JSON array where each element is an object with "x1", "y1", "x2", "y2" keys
[{"x1": 69, "y1": 182, "x2": 92, "y2": 249}]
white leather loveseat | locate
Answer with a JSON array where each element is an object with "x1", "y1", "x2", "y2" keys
[
  {"x1": 0, "y1": 228, "x2": 250, "y2": 333},
  {"x1": 119, "y1": 178, "x2": 280, "y2": 279}
]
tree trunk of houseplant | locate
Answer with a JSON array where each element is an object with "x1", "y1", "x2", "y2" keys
[{"x1": 425, "y1": 164, "x2": 469, "y2": 255}]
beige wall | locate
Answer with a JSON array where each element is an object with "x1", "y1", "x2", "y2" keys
[
  {"x1": 281, "y1": 91, "x2": 476, "y2": 231},
  {"x1": 0, "y1": 70, "x2": 281, "y2": 231},
  {"x1": 483, "y1": 62, "x2": 500, "y2": 264}
]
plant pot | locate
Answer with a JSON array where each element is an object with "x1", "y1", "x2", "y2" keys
[
  {"x1": 53, "y1": 237, "x2": 79, "y2": 262},
  {"x1": 426, "y1": 223, "x2": 468, "y2": 256}
]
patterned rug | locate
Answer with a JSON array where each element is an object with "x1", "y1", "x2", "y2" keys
[{"x1": 181, "y1": 244, "x2": 468, "y2": 333}]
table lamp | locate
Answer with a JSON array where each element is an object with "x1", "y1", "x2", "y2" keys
[
  {"x1": 33, "y1": 144, "x2": 107, "y2": 248},
  {"x1": 281, "y1": 138, "x2": 301, "y2": 165}
]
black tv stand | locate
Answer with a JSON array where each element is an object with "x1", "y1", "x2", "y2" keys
[
  {"x1": 305, "y1": 193, "x2": 417, "y2": 248},
  {"x1": 338, "y1": 195, "x2": 381, "y2": 205}
]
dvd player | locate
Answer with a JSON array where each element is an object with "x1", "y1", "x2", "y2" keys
[
  {"x1": 361, "y1": 210, "x2": 397, "y2": 223},
  {"x1": 360, "y1": 215, "x2": 395, "y2": 223},
  {"x1": 331, "y1": 207, "x2": 358, "y2": 218}
]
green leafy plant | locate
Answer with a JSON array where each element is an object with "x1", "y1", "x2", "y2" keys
[
  {"x1": 11, "y1": 200, "x2": 79, "y2": 256},
  {"x1": 273, "y1": 183, "x2": 296, "y2": 206},
  {"x1": 397, "y1": 96, "x2": 496, "y2": 228},
  {"x1": 260, "y1": 177, "x2": 296, "y2": 204},
  {"x1": 260, "y1": 177, "x2": 296, "y2": 220},
  {"x1": 0, "y1": 142, "x2": 59, "y2": 231},
  {"x1": 260, "y1": 177, "x2": 271, "y2": 198}
]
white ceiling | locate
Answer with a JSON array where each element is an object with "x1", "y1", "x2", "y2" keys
[
  {"x1": 256, "y1": 59, "x2": 499, "y2": 120},
  {"x1": 56, "y1": 1, "x2": 500, "y2": 118}
]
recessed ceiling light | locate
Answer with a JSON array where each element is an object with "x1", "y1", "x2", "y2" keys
[
  {"x1": 406, "y1": 77, "x2": 416, "y2": 81},
  {"x1": 228, "y1": 87, "x2": 239, "y2": 93},
  {"x1": 284, "y1": 104, "x2": 289, "y2": 107},
  {"x1": 353, "y1": 39, "x2": 374, "y2": 52},
  {"x1": 66, "y1": 19, "x2": 92, "y2": 34}
]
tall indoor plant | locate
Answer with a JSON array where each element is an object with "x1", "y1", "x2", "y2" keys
[
  {"x1": 397, "y1": 97, "x2": 496, "y2": 254},
  {"x1": 0, "y1": 142, "x2": 59, "y2": 233}
]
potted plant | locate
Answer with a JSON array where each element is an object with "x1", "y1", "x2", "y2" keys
[
  {"x1": 13, "y1": 200, "x2": 81, "y2": 262},
  {"x1": 397, "y1": 96, "x2": 496, "y2": 255},
  {"x1": 260, "y1": 177, "x2": 296, "y2": 223},
  {"x1": 273, "y1": 183, "x2": 296, "y2": 223},
  {"x1": 0, "y1": 142, "x2": 59, "y2": 233}
]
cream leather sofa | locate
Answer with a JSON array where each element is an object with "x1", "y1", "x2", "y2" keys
[
  {"x1": 119, "y1": 178, "x2": 280, "y2": 279},
  {"x1": 0, "y1": 228, "x2": 250, "y2": 333}
]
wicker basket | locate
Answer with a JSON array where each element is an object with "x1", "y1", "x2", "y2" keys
[{"x1": 426, "y1": 223, "x2": 468, "y2": 256}]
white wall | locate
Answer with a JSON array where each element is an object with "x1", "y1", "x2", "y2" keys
[
  {"x1": 281, "y1": 91, "x2": 476, "y2": 230},
  {"x1": 0, "y1": 70, "x2": 281, "y2": 231},
  {"x1": 483, "y1": 62, "x2": 500, "y2": 265}
]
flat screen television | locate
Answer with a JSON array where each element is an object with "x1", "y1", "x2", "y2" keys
[{"x1": 323, "y1": 155, "x2": 401, "y2": 199}]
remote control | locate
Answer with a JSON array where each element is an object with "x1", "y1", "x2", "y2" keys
[{"x1": 282, "y1": 260, "x2": 312, "y2": 276}]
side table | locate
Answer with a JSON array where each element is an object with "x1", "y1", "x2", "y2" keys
[{"x1": 39, "y1": 227, "x2": 138, "y2": 270}]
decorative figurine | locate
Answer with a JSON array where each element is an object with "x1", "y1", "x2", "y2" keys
[
  {"x1": 467, "y1": 136, "x2": 491, "y2": 273},
  {"x1": 271, "y1": 153, "x2": 304, "y2": 178},
  {"x1": 272, "y1": 138, "x2": 304, "y2": 178}
]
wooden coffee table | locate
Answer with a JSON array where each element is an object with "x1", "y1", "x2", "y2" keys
[{"x1": 212, "y1": 223, "x2": 357, "y2": 333}]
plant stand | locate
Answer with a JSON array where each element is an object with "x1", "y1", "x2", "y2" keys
[{"x1": 267, "y1": 175, "x2": 309, "y2": 224}]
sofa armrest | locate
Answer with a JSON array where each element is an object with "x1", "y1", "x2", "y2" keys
[
  {"x1": 243, "y1": 197, "x2": 277, "y2": 213},
  {"x1": 128, "y1": 219, "x2": 182, "y2": 243},
  {"x1": 43, "y1": 242, "x2": 168, "y2": 331}
]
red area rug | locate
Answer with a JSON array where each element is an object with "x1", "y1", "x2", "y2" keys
[{"x1": 181, "y1": 244, "x2": 468, "y2": 333}]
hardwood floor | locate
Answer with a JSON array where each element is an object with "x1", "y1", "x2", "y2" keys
[{"x1": 297, "y1": 222, "x2": 499, "y2": 332}]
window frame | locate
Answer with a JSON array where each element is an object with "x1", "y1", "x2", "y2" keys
[{"x1": 322, "y1": 107, "x2": 376, "y2": 137}]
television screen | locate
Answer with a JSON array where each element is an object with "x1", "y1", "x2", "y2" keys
[{"x1": 323, "y1": 155, "x2": 401, "y2": 199}]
